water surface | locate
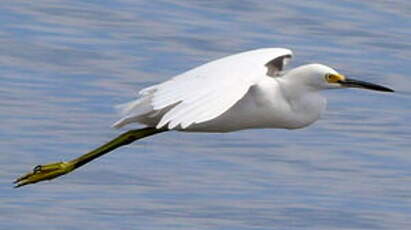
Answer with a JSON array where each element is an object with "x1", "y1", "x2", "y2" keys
[{"x1": 1, "y1": 0, "x2": 411, "y2": 229}]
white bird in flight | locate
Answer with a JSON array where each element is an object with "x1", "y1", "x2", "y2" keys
[{"x1": 15, "y1": 48, "x2": 393, "y2": 187}]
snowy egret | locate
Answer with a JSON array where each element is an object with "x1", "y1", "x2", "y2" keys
[{"x1": 15, "y1": 48, "x2": 393, "y2": 187}]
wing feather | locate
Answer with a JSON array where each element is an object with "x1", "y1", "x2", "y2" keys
[{"x1": 113, "y1": 48, "x2": 293, "y2": 130}]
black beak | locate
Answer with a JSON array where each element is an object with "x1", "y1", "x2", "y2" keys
[{"x1": 338, "y1": 78, "x2": 394, "y2": 92}]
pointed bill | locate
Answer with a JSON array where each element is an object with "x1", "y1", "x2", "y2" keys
[{"x1": 338, "y1": 78, "x2": 394, "y2": 92}]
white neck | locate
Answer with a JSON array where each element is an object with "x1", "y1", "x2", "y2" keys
[{"x1": 275, "y1": 78, "x2": 327, "y2": 128}]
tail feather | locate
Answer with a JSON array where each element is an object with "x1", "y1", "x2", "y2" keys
[
  {"x1": 112, "y1": 115, "x2": 138, "y2": 129},
  {"x1": 112, "y1": 95, "x2": 154, "y2": 128},
  {"x1": 115, "y1": 98, "x2": 145, "y2": 116}
]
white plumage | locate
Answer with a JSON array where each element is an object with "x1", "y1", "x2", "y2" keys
[
  {"x1": 112, "y1": 48, "x2": 393, "y2": 132},
  {"x1": 14, "y1": 48, "x2": 394, "y2": 188}
]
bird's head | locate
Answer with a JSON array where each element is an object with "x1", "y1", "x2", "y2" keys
[{"x1": 286, "y1": 64, "x2": 394, "y2": 92}]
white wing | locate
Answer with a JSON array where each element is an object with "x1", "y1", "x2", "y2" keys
[{"x1": 113, "y1": 48, "x2": 293, "y2": 129}]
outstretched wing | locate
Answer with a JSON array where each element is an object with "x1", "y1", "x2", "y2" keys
[{"x1": 113, "y1": 48, "x2": 293, "y2": 130}]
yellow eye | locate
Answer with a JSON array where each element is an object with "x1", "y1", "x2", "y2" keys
[{"x1": 325, "y1": 73, "x2": 344, "y2": 83}]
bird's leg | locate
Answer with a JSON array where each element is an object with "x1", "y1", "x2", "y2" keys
[{"x1": 14, "y1": 127, "x2": 168, "y2": 188}]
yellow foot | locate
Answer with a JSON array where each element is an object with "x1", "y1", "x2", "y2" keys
[{"x1": 14, "y1": 161, "x2": 74, "y2": 188}]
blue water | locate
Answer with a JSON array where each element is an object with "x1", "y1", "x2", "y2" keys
[{"x1": 1, "y1": 0, "x2": 411, "y2": 229}]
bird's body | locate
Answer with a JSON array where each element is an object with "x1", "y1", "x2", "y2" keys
[
  {"x1": 113, "y1": 48, "x2": 333, "y2": 132},
  {"x1": 15, "y1": 48, "x2": 393, "y2": 187},
  {"x1": 124, "y1": 70, "x2": 326, "y2": 132}
]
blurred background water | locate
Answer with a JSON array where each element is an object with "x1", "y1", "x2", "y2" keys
[{"x1": 0, "y1": 0, "x2": 410, "y2": 229}]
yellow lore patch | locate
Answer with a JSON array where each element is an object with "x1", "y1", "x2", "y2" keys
[{"x1": 325, "y1": 73, "x2": 345, "y2": 83}]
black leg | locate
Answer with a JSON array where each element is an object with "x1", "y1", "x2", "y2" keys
[{"x1": 14, "y1": 127, "x2": 168, "y2": 188}]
